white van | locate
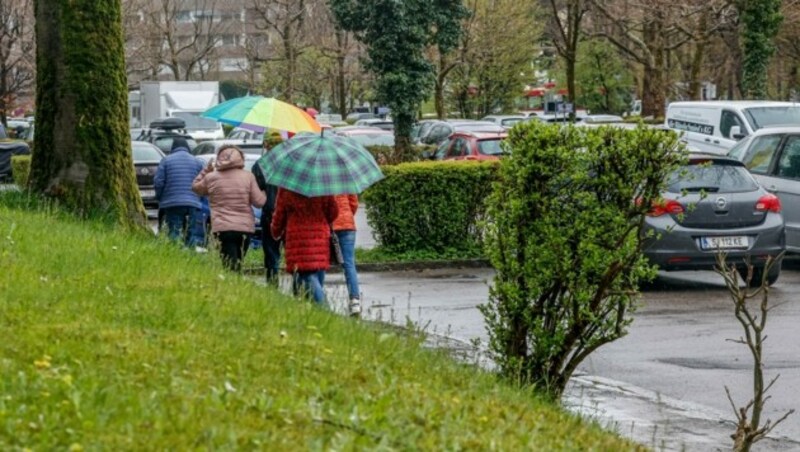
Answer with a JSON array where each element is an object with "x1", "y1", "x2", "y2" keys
[{"x1": 665, "y1": 101, "x2": 800, "y2": 154}]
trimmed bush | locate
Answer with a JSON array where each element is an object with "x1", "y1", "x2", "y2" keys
[
  {"x1": 364, "y1": 144, "x2": 437, "y2": 165},
  {"x1": 363, "y1": 160, "x2": 498, "y2": 253},
  {"x1": 481, "y1": 122, "x2": 686, "y2": 400},
  {"x1": 11, "y1": 155, "x2": 31, "y2": 188}
]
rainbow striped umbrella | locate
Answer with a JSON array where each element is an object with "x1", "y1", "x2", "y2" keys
[{"x1": 201, "y1": 96, "x2": 321, "y2": 134}]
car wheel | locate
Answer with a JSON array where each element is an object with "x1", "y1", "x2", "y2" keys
[{"x1": 742, "y1": 263, "x2": 781, "y2": 287}]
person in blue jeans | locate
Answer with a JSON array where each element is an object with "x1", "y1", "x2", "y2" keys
[
  {"x1": 333, "y1": 194, "x2": 361, "y2": 317},
  {"x1": 154, "y1": 138, "x2": 204, "y2": 248}
]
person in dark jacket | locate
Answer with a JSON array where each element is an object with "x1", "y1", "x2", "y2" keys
[
  {"x1": 271, "y1": 188, "x2": 338, "y2": 306},
  {"x1": 252, "y1": 132, "x2": 283, "y2": 285},
  {"x1": 154, "y1": 137, "x2": 204, "y2": 247}
]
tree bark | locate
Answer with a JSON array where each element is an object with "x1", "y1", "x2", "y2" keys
[
  {"x1": 335, "y1": 29, "x2": 347, "y2": 118},
  {"x1": 393, "y1": 110, "x2": 414, "y2": 162},
  {"x1": 640, "y1": 16, "x2": 666, "y2": 117},
  {"x1": 566, "y1": 53, "x2": 576, "y2": 119},
  {"x1": 31, "y1": 0, "x2": 146, "y2": 229},
  {"x1": 641, "y1": 64, "x2": 666, "y2": 118},
  {"x1": 688, "y1": 11, "x2": 709, "y2": 100},
  {"x1": 283, "y1": 22, "x2": 295, "y2": 102}
]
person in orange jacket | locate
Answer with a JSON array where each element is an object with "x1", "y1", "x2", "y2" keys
[{"x1": 332, "y1": 194, "x2": 361, "y2": 317}]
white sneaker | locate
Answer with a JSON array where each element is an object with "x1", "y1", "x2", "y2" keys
[
  {"x1": 348, "y1": 299, "x2": 362, "y2": 318},
  {"x1": 195, "y1": 246, "x2": 208, "y2": 254}
]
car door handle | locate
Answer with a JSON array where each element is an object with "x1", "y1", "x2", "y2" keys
[
  {"x1": 704, "y1": 138, "x2": 711, "y2": 142},
  {"x1": 713, "y1": 139, "x2": 720, "y2": 144},
  {"x1": 767, "y1": 185, "x2": 778, "y2": 193}
]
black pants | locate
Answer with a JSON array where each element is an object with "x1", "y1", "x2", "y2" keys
[
  {"x1": 215, "y1": 231, "x2": 250, "y2": 272},
  {"x1": 261, "y1": 210, "x2": 281, "y2": 284}
]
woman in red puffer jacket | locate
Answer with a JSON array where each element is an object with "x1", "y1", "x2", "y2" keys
[{"x1": 271, "y1": 188, "x2": 338, "y2": 305}]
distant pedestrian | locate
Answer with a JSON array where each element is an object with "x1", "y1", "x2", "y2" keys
[
  {"x1": 333, "y1": 194, "x2": 361, "y2": 317},
  {"x1": 192, "y1": 145, "x2": 266, "y2": 272},
  {"x1": 252, "y1": 132, "x2": 284, "y2": 285},
  {"x1": 271, "y1": 188, "x2": 338, "y2": 306},
  {"x1": 154, "y1": 137, "x2": 204, "y2": 247}
]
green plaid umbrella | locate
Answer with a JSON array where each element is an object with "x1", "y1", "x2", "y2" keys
[{"x1": 256, "y1": 132, "x2": 384, "y2": 197}]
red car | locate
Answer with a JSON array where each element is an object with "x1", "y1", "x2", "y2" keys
[{"x1": 433, "y1": 131, "x2": 507, "y2": 161}]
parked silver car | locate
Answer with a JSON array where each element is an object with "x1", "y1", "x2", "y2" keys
[
  {"x1": 643, "y1": 154, "x2": 785, "y2": 286},
  {"x1": 727, "y1": 126, "x2": 800, "y2": 253}
]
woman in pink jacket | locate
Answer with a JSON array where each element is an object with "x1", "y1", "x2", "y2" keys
[{"x1": 193, "y1": 145, "x2": 266, "y2": 272}]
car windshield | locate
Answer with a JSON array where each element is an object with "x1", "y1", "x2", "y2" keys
[
  {"x1": 501, "y1": 118, "x2": 523, "y2": 126},
  {"x1": 347, "y1": 134, "x2": 395, "y2": 147},
  {"x1": 478, "y1": 139, "x2": 505, "y2": 156},
  {"x1": 132, "y1": 143, "x2": 163, "y2": 162},
  {"x1": 457, "y1": 124, "x2": 505, "y2": 133},
  {"x1": 666, "y1": 162, "x2": 758, "y2": 193},
  {"x1": 172, "y1": 112, "x2": 220, "y2": 131},
  {"x1": 743, "y1": 106, "x2": 800, "y2": 130}
]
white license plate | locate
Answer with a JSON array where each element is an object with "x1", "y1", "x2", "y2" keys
[
  {"x1": 139, "y1": 189, "x2": 155, "y2": 198},
  {"x1": 700, "y1": 236, "x2": 748, "y2": 250}
]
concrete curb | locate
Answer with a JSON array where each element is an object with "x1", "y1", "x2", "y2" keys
[{"x1": 243, "y1": 258, "x2": 491, "y2": 275}]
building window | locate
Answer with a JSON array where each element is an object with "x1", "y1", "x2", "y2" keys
[
  {"x1": 220, "y1": 58, "x2": 248, "y2": 72},
  {"x1": 175, "y1": 10, "x2": 193, "y2": 23}
]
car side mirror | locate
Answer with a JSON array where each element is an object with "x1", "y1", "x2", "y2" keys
[{"x1": 730, "y1": 125, "x2": 745, "y2": 140}]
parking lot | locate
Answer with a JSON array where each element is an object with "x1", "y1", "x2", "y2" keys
[{"x1": 324, "y1": 261, "x2": 800, "y2": 450}]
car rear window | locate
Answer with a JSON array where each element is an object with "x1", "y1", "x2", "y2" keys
[
  {"x1": 132, "y1": 143, "x2": 163, "y2": 162},
  {"x1": 666, "y1": 161, "x2": 758, "y2": 193},
  {"x1": 478, "y1": 139, "x2": 504, "y2": 156},
  {"x1": 348, "y1": 134, "x2": 395, "y2": 147},
  {"x1": 154, "y1": 136, "x2": 198, "y2": 153},
  {"x1": 238, "y1": 144, "x2": 264, "y2": 155}
]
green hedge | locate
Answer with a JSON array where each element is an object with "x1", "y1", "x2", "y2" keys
[
  {"x1": 363, "y1": 161, "x2": 498, "y2": 253},
  {"x1": 11, "y1": 155, "x2": 31, "y2": 187},
  {"x1": 364, "y1": 144, "x2": 437, "y2": 165}
]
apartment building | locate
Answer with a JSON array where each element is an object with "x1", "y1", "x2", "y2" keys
[{"x1": 124, "y1": 0, "x2": 275, "y2": 85}]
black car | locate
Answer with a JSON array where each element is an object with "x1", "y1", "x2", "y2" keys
[
  {"x1": 132, "y1": 141, "x2": 164, "y2": 214},
  {"x1": 134, "y1": 118, "x2": 198, "y2": 155}
]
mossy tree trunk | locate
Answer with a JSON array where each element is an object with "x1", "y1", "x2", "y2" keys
[{"x1": 31, "y1": 0, "x2": 145, "y2": 229}]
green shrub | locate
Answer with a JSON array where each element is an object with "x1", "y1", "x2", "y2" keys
[
  {"x1": 11, "y1": 155, "x2": 31, "y2": 187},
  {"x1": 364, "y1": 144, "x2": 437, "y2": 165},
  {"x1": 363, "y1": 160, "x2": 497, "y2": 253},
  {"x1": 480, "y1": 122, "x2": 686, "y2": 400}
]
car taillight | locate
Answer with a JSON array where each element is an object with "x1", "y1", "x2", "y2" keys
[
  {"x1": 755, "y1": 194, "x2": 781, "y2": 213},
  {"x1": 648, "y1": 199, "x2": 684, "y2": 217}
]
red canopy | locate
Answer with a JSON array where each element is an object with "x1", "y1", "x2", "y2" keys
[{"x1": 525, "y1": 88, "x2": 546, "y2": 97}]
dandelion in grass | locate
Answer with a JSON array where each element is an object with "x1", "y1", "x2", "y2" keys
[{"x1": 34, "y1": 355, "x2": 51, "y2": 369}]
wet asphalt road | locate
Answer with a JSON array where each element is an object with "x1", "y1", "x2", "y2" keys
[{"x1": 323, "y1": 262, "x2": 800, "y2": 450}]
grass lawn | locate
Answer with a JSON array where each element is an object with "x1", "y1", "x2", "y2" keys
[{"x1": 0, "y1": 192, "x2": 640, "y2": 450}]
